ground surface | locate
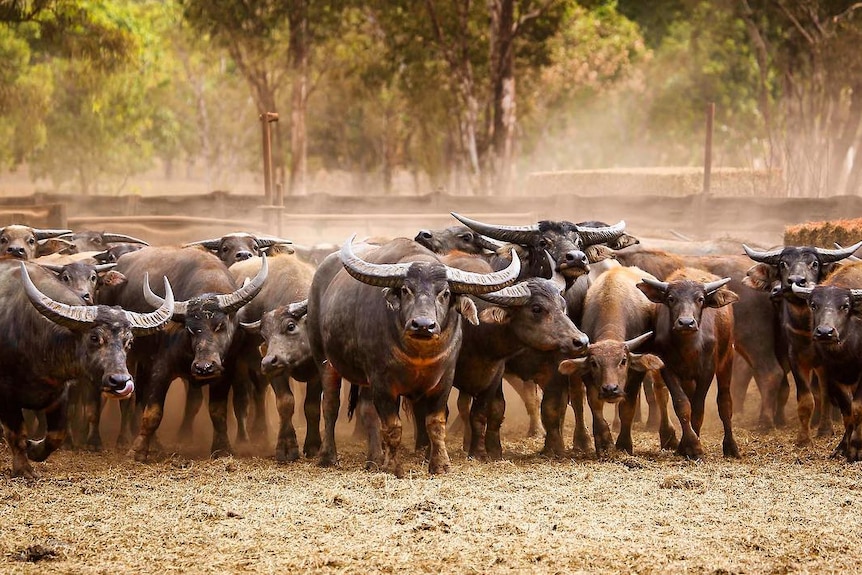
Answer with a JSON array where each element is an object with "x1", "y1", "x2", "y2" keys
[{"x1": 1, "y1": 395, "x2": 860, "y2": 575}]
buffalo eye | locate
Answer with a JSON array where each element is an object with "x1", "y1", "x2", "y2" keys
[
  {"x1": 400, "y1": 286, "x2": 410, "y2": 297},
  {"x1": 779, "y1": 261, "x2": 788, "y2": 270},
  {"x1": 0, "y1": 237, "x2": 7, "y2": 244},
  {"x1": 589, "y1": 358, "x2": 598, "y2": 369},
  {"x1": 531, "y1": 304, "x2": 543, "y2": 314},
  {"x1": 90, "y1": 273, "x2": 97, "y2": 283},
  {"x1": 286, "y1": 321, "x2": 296, "y2": 333},
  {"x1": 89, "y1": 334, "x2": 100, "y2": 344},
  {"x1": 222, "y1": 246, "x2": 229, "y2": 252},
  {"x1": 252, "y1": 244, "x2": 259, "y2": 252},
  {"x1": 840, "y1": 303, "x2": 850, "y2": 312},
  {"x1": 538, "y1": 239, "x2": 548, "y2": 248},
  {"x1": 809, "y1": 301, "x2": 817, "y2": 311},
  {"x1": 440, "y1": 289, "x2": 451, "y2": 300},
  {"x1": 812, "y1": 261, "x2": 820, "y2": 269},
  {"x1": 461, "y1": 233, "x2": 474, "y2": 242},
  {"x1": 697, "y1": 295, "x2": 705, "y2": 304},
  {"x1": 620, "y1": 357, "x2": 627, "y2": 367},
  {"x1": 28, "y1": 237, "x2": 35, "y2": 245},
  {"x1": 61, "y1": 274, "x2": 70, "y2": 283},
  {"x1": 666, "y1": 295, "x2": 675, "y2": 304}
]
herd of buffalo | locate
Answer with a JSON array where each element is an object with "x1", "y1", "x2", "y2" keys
[{"x1": 1, "y1": 212, "x2": 861, "y2": 480}]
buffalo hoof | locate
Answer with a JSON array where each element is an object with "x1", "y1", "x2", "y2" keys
[
  {"x1": 428, "y1": 458, "x2": 449, "y2": 475},
  {"x1": 794, "y1": 433, "x2": 813, "y2": 448},
  {"x1": 847, "y1": 439, "x2": 862, "y2": 463},
  {"x1": 275, "y1": 447, "x2": 300, "y2": 463},
  {"x1": 615, "y1": 437, "x2": 634, "y2": 455},
  {"x1": 303, "y1": 439, "x2": 321, "y2": 458},
  {"x1": 660, "y1": 429, "x2": 679, "y2": 451},
  {"x1": 540, "y1": 439, "x2": 567, "y2": 459},
  {"x1": 85, "y1": 438, "x2": 103, "y2": 452},
  {"x1": 132, "y1": 449, "x2": 149, "y2": 463},
  {"x1": 676, "y1": 437, "x2": 704, "y2": 460},
  {"x1": 723, "y1": 438, "x2": 741, "y2": 459},
  {"x1": 816, "y1": 424, "x2": 834, "y2": 438},
  {"x1": 11, "y1": 464, "x2": 38, "y2": 480},
  {"x1": 756, "y1": 417, "x2": 775, "y2": 434},
  {"x1": 572, "y1": 430, "x2": 591, "y2": 453},
  {"x1": 318, "y1": 451, "x2": 338, "y2": 468},
  {"x1": 467, "y1": 450, "x2": 488, "y2": 462},
  {"x1": 526, "y1": 424, "x2": 543, "y2": 438}
]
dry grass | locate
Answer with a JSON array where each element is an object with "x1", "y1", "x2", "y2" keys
[{"x1": 2, "y1": 402, "x2": 861, "y2": 575}]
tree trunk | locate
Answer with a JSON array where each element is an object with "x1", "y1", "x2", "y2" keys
[
  {"x1": 288, "y1": 0, "x2": 309, "y2": 197},
  {"x1": 488, "y1": 0, "x2": 516, "y2": 195}
]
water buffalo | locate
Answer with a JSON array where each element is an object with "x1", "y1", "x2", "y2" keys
[
  {"x1": 0, "y1": 261, "x2": 174, "y2": 478},
  {"x1": 309, "y1": 237, "x2": 520, "y2": 476},
  {"x1": 792, "y1": 262, "x2": 862, "y2": 461},
  {"x1": 0, "y1": 225, "x2": 72, "y2": 260},
  {"x1": 559, "y1": 266, "x2": 669, "y2": 456},
  {"x1": 434, "y1": 252, "x2": 588, "y2": 460},
  {"x1": 229, "y1": 252, "x2": 319, "y2": 462},
  {"x1": 99, "y1": 246, "x2": 268, "y2": 461},
  {"x1": 638, "y1": 268, "x2": 739, "y2": 459},
  {"x1": 185, "y1": 232, "x2": 293, "y2": 265},
  {"x1": 57, "y1": 230, "x2": 149, "y2": 254},
  {"x1": 743, "y1": 242, "x2": 862, "y2": 444}
]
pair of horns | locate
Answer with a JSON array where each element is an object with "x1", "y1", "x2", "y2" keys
[
  {"x1": 450, "y1": 213, "x2": 626, "y2": 248},
  {"x1": 240, "y1": 299, "x2": 308, "y2": 331},
  {"x1": 21, "y1": 263, "x2": 173, "y2": 335},
  {"x1": 340, "y1": 235, "x2": 520, "y2": 295},
  {"x1": 184, "y1": 233, "x2": 292, "y2": 251},
  {"x1": 39, "y1": 262, "x2": 117, "y2": 274},
  {"x1": 640, "y1": 276, "x2": 731, "y2": 295},
  {"x1": 143, "y1": 254, "x2": 269, "y2": 316},
  {"x1": 743, "y1": 241, "x2": 862, "y2": 265}
]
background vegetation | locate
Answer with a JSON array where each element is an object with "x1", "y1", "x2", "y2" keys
[{"x1": 1, "y1": 0, "x2": 861, "y2": 197}]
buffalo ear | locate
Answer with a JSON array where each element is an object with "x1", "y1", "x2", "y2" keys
[
  {"x1": 558, "y1": 357, "x2": 588, "y2": 376},
  {"x1": 382, "y1": 287, "x2": 400, "y2": 312},
  {"x1": 456, "y1": 295, "x2": 479, "y2": 326},
  {"x1": 99, "y1": 270, "x2": 127, "y2": 288},
  {"x1": 630, "y1": 353, "x2": 664, "y2": 372},
  {"x1": 706, "y1": 288, "x2": 739, "y2": 308},
  {"x1": 478, "y1": 306, "x2": 510, "y2": 325},
  {"x1": 743, "y1": 263, "x2": 777, "y2": 292},
  {"x1": 637, "y1": 281, "x2": 666, "y2": 304}
]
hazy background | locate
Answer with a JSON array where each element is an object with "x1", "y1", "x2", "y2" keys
[{"x1": 2, "y1": 1, "x2": 861, "y2": 200}]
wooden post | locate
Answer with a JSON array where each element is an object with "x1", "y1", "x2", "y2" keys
[
  {"x1": 703, "y1": 102, "x2": 715, "y2": 195},
  {"x1": 260, "y1": 112, "x2": 279, "y2": 205}
]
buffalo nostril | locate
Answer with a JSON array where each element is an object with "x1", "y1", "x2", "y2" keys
[
  {"x1": 418, "y1": 231, "x2": 433, "y2": 240},
  {"x1": 601, "y1": 385, "x2": 620, "y2": 396},
  {"x1": 82, "y1": 293, "x2": 91, "y2": 302},
  {"x1": 236, "y1": 252, "x2": 252, "y2": 261},
  {"x1": 815, "y1": 326, "x2": 835, "y2": 339},
  {"x1": 573, "y1": 336, "x2": 588, "y2": 349},
  {"x1": 411, "y1": 318, "x2": 437, "y2": 332},
  {"x1": 677, "y1": 318, "x2": 696, "y2": 328},
  {"x1": 109, "y1": 374, "x2": 131, "y2": 387}
]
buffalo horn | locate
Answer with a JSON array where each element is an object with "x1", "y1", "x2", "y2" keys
[
  {"x1": 445, "y1": 249, "x2": 520, "y2": 295},
  {"x1": 182, "y1": 238, "x2": 222, "y2": 250},
  {"x1": 704, "y1": 277, "x2": 732, "y2": 294},
  {"x1": 476, "y1": 234, "x2": 505, "y2": 252},
  {"x1": 126, "y1": 277, "x2": 175, "y2": 335},
  {"x1": 256, "y1": 236, "x2": 293, "y2": 248},
  {"x1": 340, "y1": 235, "x2": 413, "y2": 288},
  {"x1": 742, "y1": 244, "x2": 783, "y2": 265},
  {"x1": 475, "y1": 281, "x2": 532, "y2": 306},
  {"x1": 624, "y1": 331, "x2": 654, "y2": 351},
  {"x1": 33, "y1": 228, "x2": 73, "y2": 240},
  {"x1": 20, "y1": 263, "x2": 99, "y2": 330},
  {"x1": 99, "y1": 233, "x2": 149, "y2": 246},
  {"x1": 39, "y1": 263, "x2": 64, "y2": 274},
  {"x1": 240, "y1": 320, "x2": 261, "y2": 331},
  {"x1": 143, "y1": 272, "x2": 189, "y2": 317},
  {"x1": 94, "y1": 263, "x2": 117, "y2": 272},
  {"x1": 288, "y1": 299, "x2": 309, "y2": 317},
  {"x1": 791, "y1": 284, "x2": 813, "y2": 299},
  {"x1": 834, "y1": 243, "x2": 861, "y2": 263},
  {"x1": 450, "y1": 212, "x2": 540, "y2": 245},
  {"x1": 640, "y1": 277, "x2": 669, "y2": 293},
  {"x1": 576, "y1": 220, "x2": 626, "y2": 247},
  {"x1": 815, "y1": 239, "x2": 862, "y2": 263},
  {"x1": 851, "y1": 289, "x2": 862, "y2": 302},
  {"x1": 215, "y1": 253, "x2": 269, "y2": 313}
]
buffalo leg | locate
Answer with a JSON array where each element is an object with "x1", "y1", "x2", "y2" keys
[
  {"x1": 356, "y1": 387, "x2": 383, "y2": 469},
  {"x1": 318, "y1": 363, "x2": 342, "y2": 467},
  {"x1": 26, "y1": 385, "x2": 70, "y2": 464},
  {"x1": 790, "y1": 361, "x2": 814, "y2": 447},
  {"x1": 419, "y1": 385, "x2": 452, "y2": 475},
  {"x1": 616, "y1": 372, "x2": 646, "y2": 455},
  {"x1": 302, "y1": 374, "x2": 322, "y2": 457},
  {"x1": 652, "y1": 373, "x2": 678, "y2": 450},
  {"x1": 813, "y1": 372, "x2": 834, "y2": 438},
  {"x1": 716, "y1": 350, "x2": 740, "y2": 458},
  {"x1": 178, "y1": 383, "x2": 204, "y2": 442},
  {"x1": 468, "y1": 390, "x2": 490, "y2": 460},
  {"x1": 230, "y1": 361, "x2": 253, "y2": 446},
  {"x1": 584, "y1": 385, "x2": 612, "y2": 457},
  {"x1": 485, "y1": 380, "x2": 506, "y2": 460},
  {"x1": 270, "y1": 374, "x2": 299, "y2": 462},
  {"x1": 642, "y1": 373, "x2": 660, "y2": 430},
  {"x1": 373, "y1": 387, "x2": 404, "y2": 478},
  {"x1": 506, "y1": 375, "x2": 543, "y2": 437},
  {"x1": 131, "y1": 376, "x2": 172, "y2": 462},
  {"x1": 208, "y1": 378, "x2": 232, "y2": 457},
  {"x1": 775, "y1": 374, "x2": 791, "y2": 427},
  {"x1": 568, "y1": 376, "x2": 590, "y2": 453},
  {"x1": 1, "y1": 407, "x2": 35, "y2": 479},
  {"x1": 662, "y1": 369, "x2": 703, "y2": 460},
  {"x1": 455, "y1": 391, "x2": 471, "y2": 451},
  {"x1": 412, "y1": 399, "x2": 431, "y2": 455},
  {"x1": 540, "y1": 377, "x2": 568, "y2": 458}
]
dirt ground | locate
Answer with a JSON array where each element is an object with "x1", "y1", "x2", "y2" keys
[{"x1": 1, "y1": 383, "x2": 861, "y2": 575}]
